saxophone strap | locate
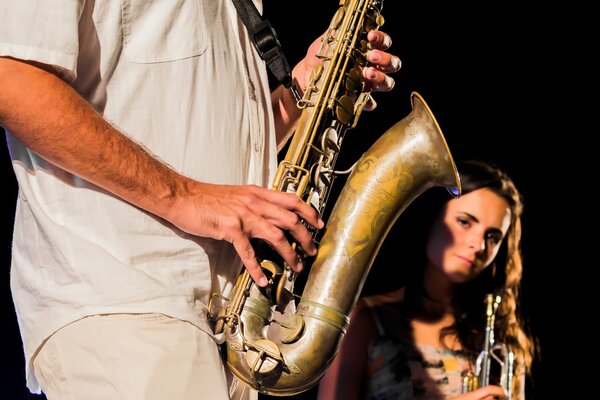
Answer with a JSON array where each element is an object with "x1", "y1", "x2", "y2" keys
[{"x1": 231, "y1": 0, "x2": 301, "y2": 101}]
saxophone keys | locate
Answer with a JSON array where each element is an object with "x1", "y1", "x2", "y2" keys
[
  {"x1": 311, "y1": 164, "x2": 330, "y2": 192},
  {"x1": 364, "y1": 11, "x2": 384, "y2": 32},
  {"x1": 274, "y1": 270, "x2": 294, "y2": 312},
  {"x1": 311, "y1": 63, "x2": 324, "y2": 84},
  {"x1": 321, "y1": 127, "x2": 340, "y2": 152},
  {"x1": 345, "y1": 68, "x2": 362, "y2": 93},
  {"x1": 330, "y1": 6, "x2": 345, "y2": 30},
  {"x1": 245, "y1": 339, "x2": 283, "y2": 376},
  {"x1": 279, "y1": 314, "x2": 305, "y2": 344},
  {"x1": 334, "y1": 95, "x2": 354, "y2": 124}
]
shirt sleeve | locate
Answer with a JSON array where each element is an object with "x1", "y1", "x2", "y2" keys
[{"x1": 0, "y1": 0, "x2": 84, "y2": 81}]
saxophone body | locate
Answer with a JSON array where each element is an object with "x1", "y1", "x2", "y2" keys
[{"x1": 209, "y1": 0, "x2": 461, "y2": 395}]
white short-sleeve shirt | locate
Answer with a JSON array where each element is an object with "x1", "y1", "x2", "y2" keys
[{"x1": 0, "y1": 0, "x2": 277, "y2": 392}]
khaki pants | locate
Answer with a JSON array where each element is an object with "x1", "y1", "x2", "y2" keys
[{"x1": 33, "y1": 313, "x2": 257, "y2": 400}]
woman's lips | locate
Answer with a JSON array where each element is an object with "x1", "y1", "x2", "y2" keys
[{"x1": 457, "y1": 255, "x2": 474, "y2": 266}]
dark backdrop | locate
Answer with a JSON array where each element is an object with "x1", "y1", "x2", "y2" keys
[{"x1": 2, "y1": 1, "x2": 576, "y2": 399}]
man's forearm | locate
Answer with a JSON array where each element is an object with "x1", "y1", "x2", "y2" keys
[
  {"x1": 271, "y1": 83, "x2": 302, "y2": 151},
  {"x1": 0, "y1": 57, "x2": 189, "y2": 221}
]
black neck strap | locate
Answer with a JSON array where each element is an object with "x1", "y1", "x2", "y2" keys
[{"x1": 231, "y1": 0, "x2": 300, "y2": 100}]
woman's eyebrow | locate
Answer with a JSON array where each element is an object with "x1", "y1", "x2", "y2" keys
[
  {"x1": 459, "y1": 212, "x2": 504, "y2": 234},
  {"x1": 458, "y1": 211, "x2": 478, "y2": 223}
]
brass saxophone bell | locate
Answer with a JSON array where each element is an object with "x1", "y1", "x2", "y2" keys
[{"x1": 211, "y1": 0, "x2": 461, "y2": 395}]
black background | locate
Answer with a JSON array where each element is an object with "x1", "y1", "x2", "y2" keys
[{"x1": 2, "y1": 1, "x2": 579, "y2": 398}]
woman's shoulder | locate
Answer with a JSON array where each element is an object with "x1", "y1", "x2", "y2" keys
[
  {"x1": 349, "y1": 291, "x2": 402, "y2": 335},
  {"x1": 361, "y1": 287, "x2": 405, "y2": 309},
  {"x1": 356, "y1": 288, "x2": 408, "y2": 339}
]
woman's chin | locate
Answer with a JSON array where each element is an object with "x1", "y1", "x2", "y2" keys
[{"x1": 448, "y1": 270, "x2": 473, "y2": 285}]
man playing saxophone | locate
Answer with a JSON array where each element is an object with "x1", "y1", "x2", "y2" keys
[
  {"x1": 319, "y1": 160, "x2": 536, "y2": 399},
  {"x1": 0, "y1": 0, "x2": 400, "y2": 399}
]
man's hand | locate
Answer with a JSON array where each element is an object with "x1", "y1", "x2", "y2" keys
[
  {"x1": 293, "y1": 30, "x2": 401, "y2": 98},
  {"x1": 273, "y1": 28, "x2": 402, "y2": 143},
  {"x1": 167, "y1": 182, "x2": 324, "y2": 287}
]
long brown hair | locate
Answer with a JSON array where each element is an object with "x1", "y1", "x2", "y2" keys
[
  {"x1": 448, "y1": 160, "x2": 534, "y2": 397},
  {"x1": 367, "y1": 160, "x2": 535, "y2": 397}
]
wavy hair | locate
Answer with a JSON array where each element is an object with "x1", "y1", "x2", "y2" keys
[
  {"x1": 366, "y1": 160, "x2": 535, "y2": 398},
  {"x1": 450, "y1": 160, "x2": 534, "y2": 398}
]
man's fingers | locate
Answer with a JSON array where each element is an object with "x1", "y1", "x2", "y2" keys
[
  {"x1": 230, "y1": 206, "x2": 307, "y2": 277},
  {"x1": 361, "y1": 30, "x2": 400, "y2": 95},
  {"x1": 261, "y1": 206, "x2": 318, "y2": 257},
  {"x1": 265, "y1": 190, "x2": 324, "y2": 230},
  {"x1": 232, "y1": 237, "x2": 268, "y2": 287},
  {"x1": 367, "y1": 49, "x2": 401, "y2": 73},
  {"x1": 367, "y1": 30, "x2": 392, "y2": 50},
  {"x1": 362, "y1": 66, "x2": 395, "y2": 92},
  {"x1": 223, "y1": 186, "x2": 326, "y2": 284},
  {"x1": 255, "y1": 221, "x2": 304, "y2": 273}
]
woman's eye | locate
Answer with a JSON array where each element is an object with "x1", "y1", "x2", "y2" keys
[
  {"x1": 486, "y1": 233, "x2": 501, "y2": 245},
  {"x1": 457, "y1": 218, "x2": 470, "y2": 227}
]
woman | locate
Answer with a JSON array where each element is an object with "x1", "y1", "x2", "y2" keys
[{"x1": 318, "y1": 160, "x2": 534, "y2": 400}]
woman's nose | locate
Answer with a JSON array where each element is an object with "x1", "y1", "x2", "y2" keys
[{"x1": 467, "y1": 232, "x2": 486, "y2": 253}]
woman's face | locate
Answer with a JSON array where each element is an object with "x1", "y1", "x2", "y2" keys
[{"x1": 425, "y1": 188, "x2": 511, "y2": 284}]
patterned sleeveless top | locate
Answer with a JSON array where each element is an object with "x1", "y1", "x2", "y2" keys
[{"x1": 365, "y1": 300, "x2": 473, "y2": 400}]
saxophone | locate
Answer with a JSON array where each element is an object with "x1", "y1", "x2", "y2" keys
[{"x1": 208, "y1": 0, "x2": 461, "y2": 395}]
